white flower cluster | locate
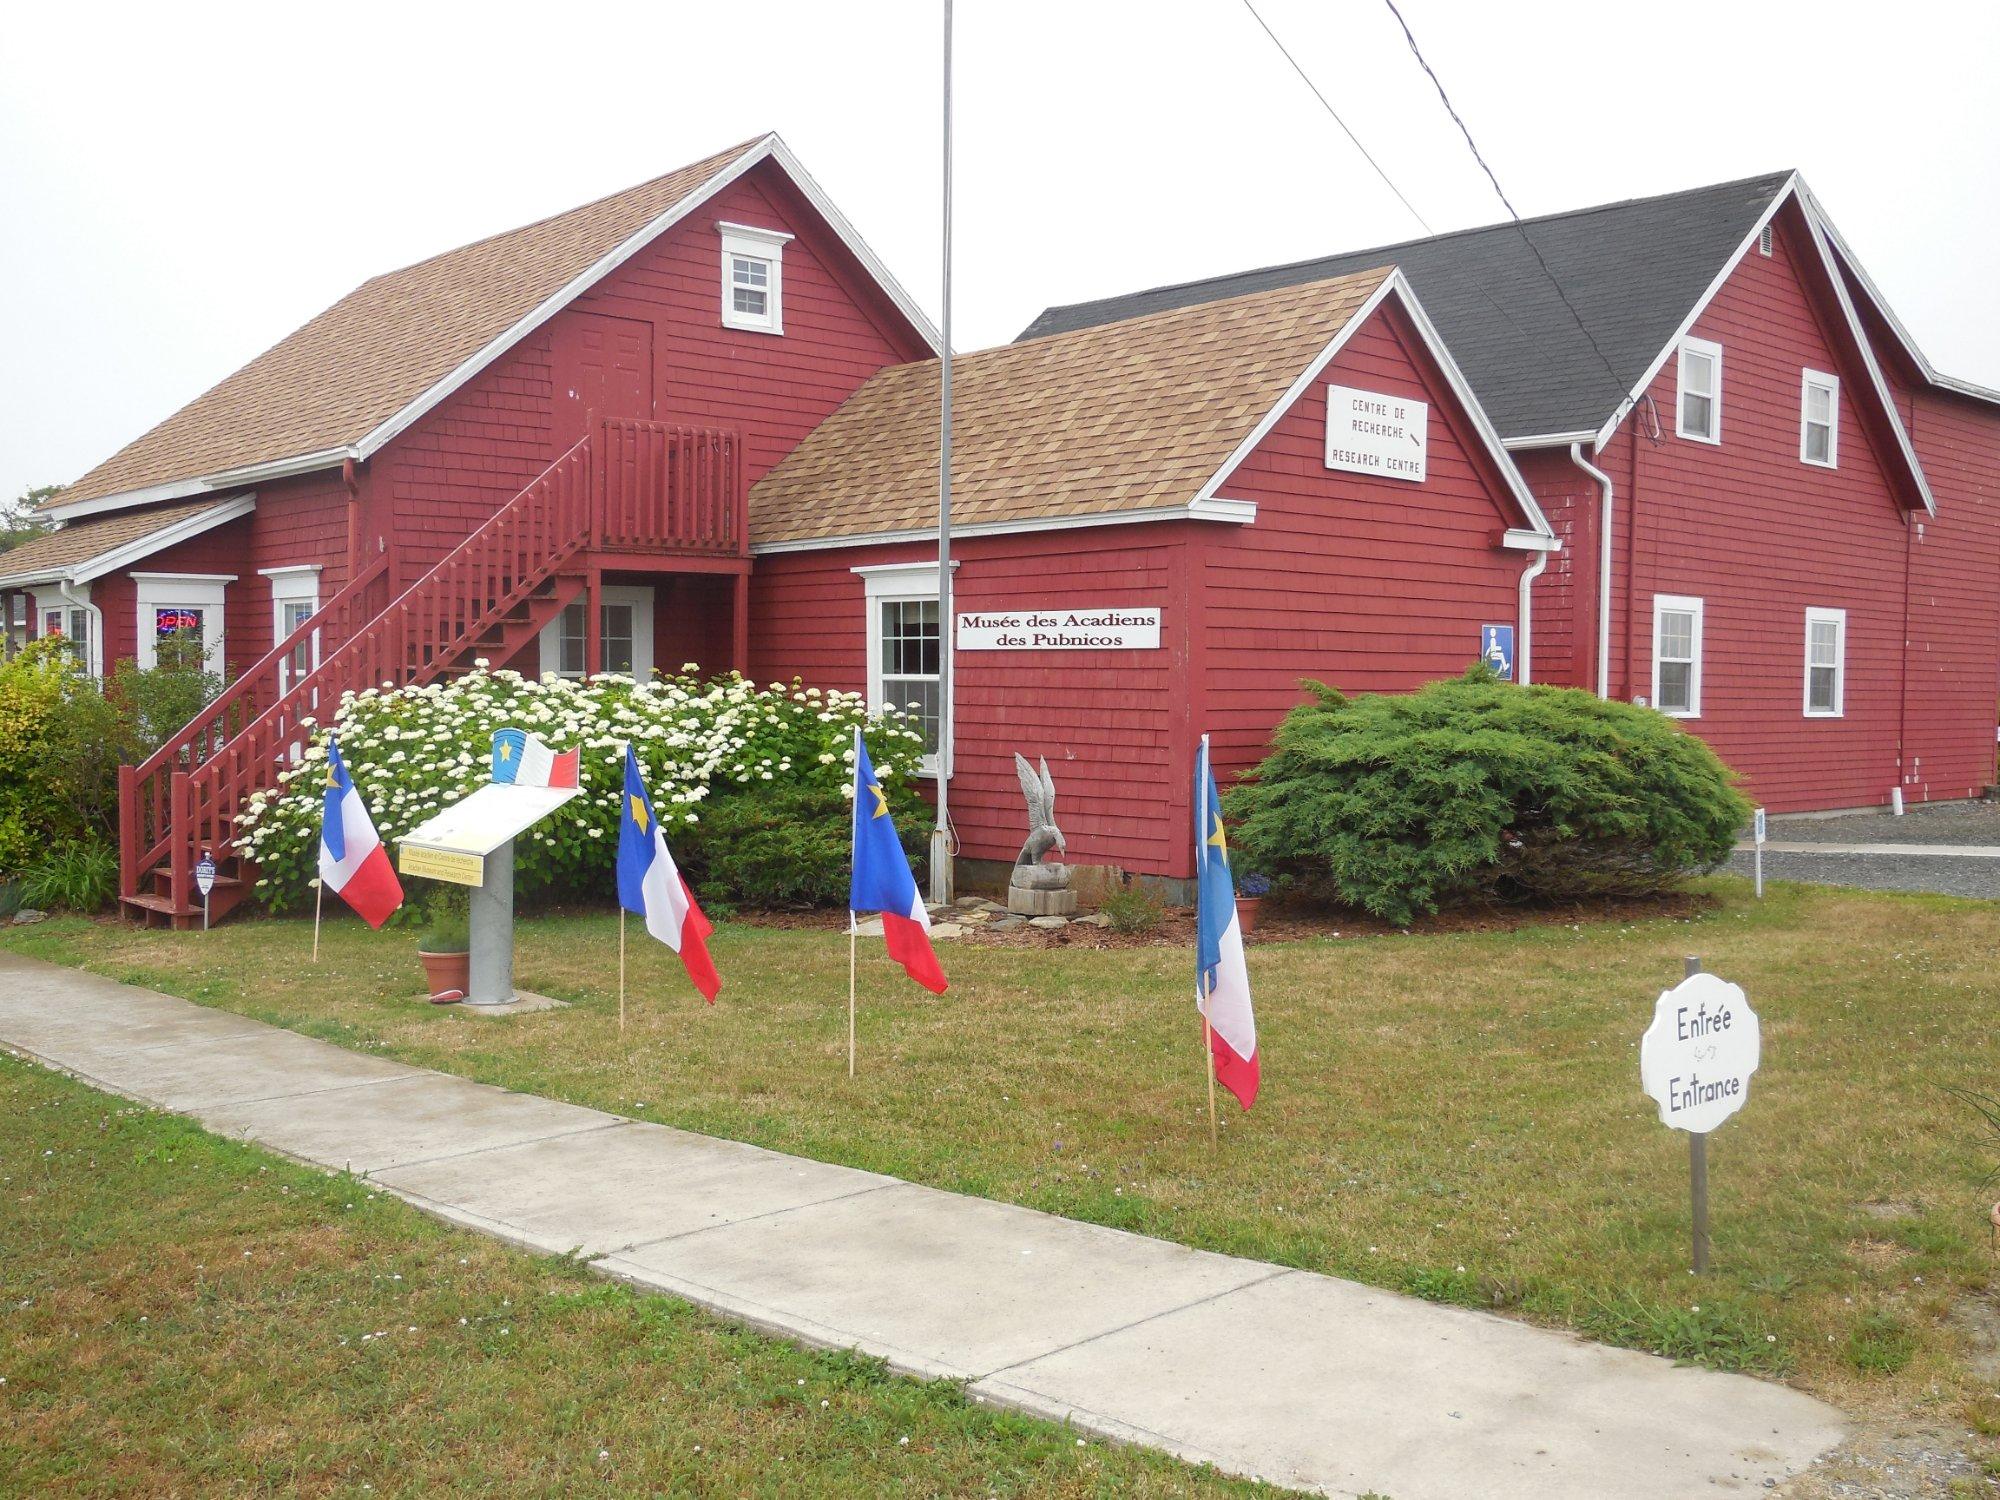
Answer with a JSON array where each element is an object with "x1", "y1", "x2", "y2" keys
[{"x1": 234, "y1": 664, "x2": 924, "y2": 903}]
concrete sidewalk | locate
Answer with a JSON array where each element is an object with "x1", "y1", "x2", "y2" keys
[{"x1": 0, "y1": 949, "x2": 1843, "y2": 1499}]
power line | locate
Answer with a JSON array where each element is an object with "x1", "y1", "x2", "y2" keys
[
  {"x1": 1240, "y1": 0, "x2": 1434, "y2": 236},
  {"x1": 1379, "y1": 0, "x2": 1633, "y2": 411}
]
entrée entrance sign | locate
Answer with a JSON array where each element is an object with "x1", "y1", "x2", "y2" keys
[
  {"x1": 1639, "y1": 971, "x2": 1761, "y2": 1134},
  {"x1": 957, "y1": 608, "x2": 1161, "y2": 651}
]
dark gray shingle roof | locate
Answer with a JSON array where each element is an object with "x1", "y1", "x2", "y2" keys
[{"x1": 1017, "y1": 171, "x2": 1797, "y2": 441}]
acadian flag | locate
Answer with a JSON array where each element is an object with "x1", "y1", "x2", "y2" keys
[
  {"x1": 1195, "y1": 737, "x2": 1258, "y2": 1110},
  {"x1": 318, "y1": 733, "x2": 404, "y2": 928},
  {"x1": 492, "y1": 727, "x2": 580, "y2": 788},
  {"x1": 849, "y1": 731, "x2": 947, "y2": 995},
  {"x1": 616, "y1": 747, "x2": 720, "y2": 1002}
]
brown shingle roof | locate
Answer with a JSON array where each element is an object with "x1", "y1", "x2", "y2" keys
[
  {"x1": 59, "y1": 137, "x2": 766, "y2": 508},
  {"x1": 0, "y1": 497, "x2": 243, "y2": 583},
  {"x1": 749, "y1": 267, "x2": 1393, "y2": 545}
]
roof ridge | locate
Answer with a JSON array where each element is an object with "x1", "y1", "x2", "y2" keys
[
  {"x1": 1029, "y1": 168, "x2": 1796, "y2": 331},
  {"x1": 361, "y1": 134, "x2": 769, "y2": 285}
]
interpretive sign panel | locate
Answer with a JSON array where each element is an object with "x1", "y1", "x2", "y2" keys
[
  {"x1": 399, "y1": 783, "x2": 581, "y2": 865},
  {"x1": 956, "y1": 608, "x2": 1161, "y2": 651},
  {"x1": 1325, "y1": 383, "x2": 1428, "y2": 483}
]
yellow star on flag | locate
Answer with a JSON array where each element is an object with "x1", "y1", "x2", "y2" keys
[
  {"x1": 325, "y1": 764, "x2": 340, "y2": 790},
  {"x1": 628, "y1": 793, "x2": 650, "y2": 835},
  {"x1": 497, "y1": 740, "x2": 513, "y2": 761},
  {"x1": 1207, "y1": 811, "x2": 1229, "y2": 860},
  {"x1": 868, "y1": 781, "x2": 890, "y2": 818}
]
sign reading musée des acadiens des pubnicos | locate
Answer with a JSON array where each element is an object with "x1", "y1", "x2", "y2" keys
[
  {"x1": 957, "y1": 608, "x2": 1162, "y2": 651},
  {"x1": 1325, "y1": 383, "x2": 1428, "y2": 484}
]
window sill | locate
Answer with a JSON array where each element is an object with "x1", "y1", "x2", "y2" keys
[
  {"x1": 1801, "y1": 457, "x2": 1838, "y2": 471},
  {"x1": 1660, "y1": 708, "x2": 1701, "y2": 720},
  {"x1": 721, "y1": 317, "x2": 784, "y2": 336},
  {"x1": 1803, "y1": 710, "x2": 1844, "y2": 719},
  {"x1": 1675, "y1": 429, "x2": 1722, "y2": 446}
]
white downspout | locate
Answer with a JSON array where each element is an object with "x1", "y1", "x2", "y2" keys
[
  {"x1": 1570, "y1": 441, "x2": 1615, "y2": 699},
  {"x1": 55, "y1": 577, "x2": 103, "y2": 679},
  {"x1": 1516, "y1": 547, "x2": 1550, "y2": 684}
]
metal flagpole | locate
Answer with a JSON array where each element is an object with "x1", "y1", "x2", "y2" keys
[
  {"x1": 927, "y1": 0, "x2": 956, "y2": 908},
  {"x1": 312, "y1": 878, "x2": 324, "y2": 964},
  {"x1": 619, "y1": 909, "x2": 627, "y2": 1039},
  {"x1": 848, "y1": 917, "x2": 858, "y2": 1079},
  {"x1": 851, "y1": 724, "x2": 862, "y2": 1078},
  {"x1": 1197, "y1": 734, "x2": 1218, "y2": 1149}
]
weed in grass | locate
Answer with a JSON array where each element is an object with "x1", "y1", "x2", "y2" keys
[
  {"x1": 1967, "y1": 1395, "x2": 2000, "y2": 1438},
  {"x1": 1744, "y1": 1271, "x2": 1801, "y2": 1300},
  {"x1": 1845, "y1": 1313, "x2": 1919, "y2": 1375},
  {"x1": 1401, "y1": 1266, "x2": 1485, "y2": 1308},
  {"x1": 1100, "y1": 884, "x2": 1166, "y2": 934},
  {"x1": 1576, "y1": 1293, "x2": 1791, "y2": 1375}
]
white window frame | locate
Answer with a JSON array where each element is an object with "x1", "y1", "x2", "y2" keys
[
  {"x1": 133, "y1": 572, "x2": 232, "y2": 675},
  {"x1": 1803, "y1": 607, "x2": 1846, "y2": 718},
  {"x1": 537, "y1": 584, "x2": 655, "y2": 681},
  {"x1": 31, "y1": 585, "x2": 98, "y2": 677},
  {"x1": 718, "y1": 222, "x2": 794, "y2": 335},
  {"x1": 1651, "y1": 593, "x2": 1705, "y2": 719},
  {"x1": 1800, "y1": 369, "x2": 1840, "y2": 469},
  {"x1": 1676, "y1": 337, "x2": 1723, "y2": 444},
  {"x1": 262, "y1": 565, "x2": 322, "y2": 695},
  {"x1": 856, "y1": 560, "x2": 957, "y2": 778}
]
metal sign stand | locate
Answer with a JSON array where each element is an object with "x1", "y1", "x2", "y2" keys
[
  {"x1": 195, "y1": 850, "x2": 216, "y2": 932},
  {"x1": 1684, "y1": 954, "x2": 1710, "y2": 1274},
  {"x1": 1752, "y1": 807, "x2": 1766, "y2": 899},
  {"x1": 466, "y1": 838, "x2": 516, "y2": 1007}
]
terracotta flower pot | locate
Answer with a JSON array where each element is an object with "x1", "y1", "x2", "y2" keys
[
  {"x1": 418, "y1": 948, "x2": 469, "y2": 1004},
  {"x1": 1236, "y1": 896, "x2": 1264, "y2": 935}
]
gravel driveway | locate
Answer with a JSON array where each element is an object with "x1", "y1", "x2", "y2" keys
[{"x1": 1727, "y1": 798, "x2": 2000, "y2": 898}]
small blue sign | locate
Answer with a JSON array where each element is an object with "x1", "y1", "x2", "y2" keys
[{"x1": 1481, "y1": 624, "x2": 1516, "y2": 682}]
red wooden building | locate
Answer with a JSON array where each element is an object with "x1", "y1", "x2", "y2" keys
[
  {"x1": 5, "y1": 139, "x2": 1994, "y2": 921},
  {"x1": 1026, "y1": 172, "x2": 2000, "y2": 818}
]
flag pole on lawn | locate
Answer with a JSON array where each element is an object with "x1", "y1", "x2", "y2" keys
[
  {"x1": 927, "y1": 0, "x2": 956, "y2": 907},
  {"x1": 1197, "y1": 735, "x2": 1218, "y2": 1149},
  {"x1": 848, "y1": 911, "x2": 858, "y2": 1079},
  {"x1": 850, "y1": 726, "x2": 862, "y2": 1078},
  {"x1": 619, "y1": 907, "x2": 627, "y2": 1038},
  {"x1": 312, "y1": 877, "x2": 323, "y2": 964}
]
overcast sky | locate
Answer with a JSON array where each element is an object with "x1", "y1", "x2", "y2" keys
[{"x1": 6, "y1": 0, "x2": 1997, "y2": 502}]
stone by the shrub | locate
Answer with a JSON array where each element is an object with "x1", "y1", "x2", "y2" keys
[
  {"x1": 1074, "y1": 911, "x2": 1112, "y2": 927},
  {"x1": 12, "y1": 909, "x2": 47, "y2": 925},
  {"x1": 930, "y1": 922, "x2": 966, "y2": 940},
  {"x1": 1028, "y1": 915, "x2": 1069, "y2": 930}
]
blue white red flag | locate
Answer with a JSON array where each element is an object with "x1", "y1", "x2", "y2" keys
[
  {"x1": 318, "y1": 733, "x2": 404, "y2": 928},
  {"x1": 1195, "y1": 737, "x2": 1258, "y2": 1109},
  {"x1": 492, "y1": 727, "x2": 580, "y2": 788},
  {"x1": 849, "y1": 730, "x2": 947, "y2": 995},
  {"x1": 616, "y1": 747, "x2": 720, "y2": 1002}
]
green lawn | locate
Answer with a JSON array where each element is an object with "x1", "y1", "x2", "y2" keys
[
  {"x1": 0, "y1": 1054, "x2": 1274, "y2": 1496},
  {"x1": 6, "y1": 877, "x2": 1998, "y2": 1444}
]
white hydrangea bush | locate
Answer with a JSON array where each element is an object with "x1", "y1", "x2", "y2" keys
[{"x1": 235, "y1": 663, "x2": 927, "y2": 911}]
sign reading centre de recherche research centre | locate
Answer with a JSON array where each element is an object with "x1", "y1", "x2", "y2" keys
[
  {"x1": 1640, "y1": 971, "x2": 1761, "y2": 1134},
  {"x1": 1325, "y1": 384, "x2": 1428, "y2": 483},
  {"x1": 957, "y1": 608, "x2": 1161, "y2": 651}
]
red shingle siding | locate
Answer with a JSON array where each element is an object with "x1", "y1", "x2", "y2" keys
[
  {"x1": 1514, "y1": 447, "x2": 1595, "y2": 690},
  {"x1": 751, "y1": 529, "x2": 1191, "y2": 877},
  {"x1": 1195, "y1": 303, "x2": 1531, "y2": 790},
  {"x1": 1608, "y1": 215, "x2": 1914, "y2": 811},
  {"x1": 1902, "y1": 387, "x2": 2000, "y2": 801}
]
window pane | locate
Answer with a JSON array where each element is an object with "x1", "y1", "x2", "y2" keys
[
  {"x1": 732, "y1": 286, "x2": 767, "y2": 316},
  {"x1": 1682, "y1": 391, "x2": 1713, "y2": 437},
  {"x1": 1684, "y1": 350, "x2": 1713, "y2": 396},
  {"x1": 883, "y1": 676, "x2": 941, "y2": 753},
  {"x1": 1658, "y1": 661, "x2": 1692, "y2": 711},
  {"x1": 1808, "y1": 618, "x2": 1839, "y2": 665},
  {"x1": 602, "y1": 603, "x2": 635, "y2": 675},
  {"x1": 1807, "y1": 384, "x2": 1832, "y2": 423},
  {"x1": 558, "y1": 601, "x2": 585, "y2": 675},
  {"x1": 1805, "y1": 422, "x2": 1831, "y2": 462},
  {"x1": 732, "y1": 256, "x2": 768, "y2": 288},
  {"x1": 1808, "y1": 664, "x2": 1837, "y2": 713},
  {"x1": 1658, "y1": 611, "x2": 1693, "y2": 660}
]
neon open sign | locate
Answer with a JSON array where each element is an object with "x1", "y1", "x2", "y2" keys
[{"x1": 155, "y1": 608, "x2": 203, "y2": 634}]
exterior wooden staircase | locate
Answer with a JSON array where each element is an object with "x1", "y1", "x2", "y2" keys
[{"x1": 119, "y1": 419, "x2": 743, "y2": 928}]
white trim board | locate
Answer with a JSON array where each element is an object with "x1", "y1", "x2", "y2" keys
[
  {"x1": 752, "y1": 500, "x2": 1257, "y2": 556},
  {"x1": 0, "y1": 495, "x2": 256, "y2": 588},
  {"x1": 1191, "y1": 270, "x2": 1556, "y2": 545},
  {"x1": 44, "y1": 133, "x2": 942, "y2": 525}
]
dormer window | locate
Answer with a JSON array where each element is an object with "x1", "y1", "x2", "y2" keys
[{"x1": 718, "y1": 222, "x2": 794, "y2": 334}]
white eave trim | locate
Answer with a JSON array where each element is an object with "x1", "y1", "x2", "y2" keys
[
  {"x1": 49, "y1": 132, "x2": 943, "y2": 525},
  {"x1": 1503, "y1": 529, "x2": 1560, "y2": 552},
  {"x1": 1503, "y1": 430, "x2": 1596, "y2": 451},
  {"x1": 1590, "y1": 175, "x2": 1935, "y2": 517},
  {"x1": 0, "y1": 494, "x2": 256, "y2": 589},
  {"x1": 752, "y1": 498, "x2": 1256, "y2": 556},
  {"x1": 1190, "y1": 270, "x2": 1556, "y2": 546}
]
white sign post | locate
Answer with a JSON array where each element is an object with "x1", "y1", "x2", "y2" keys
[
  {"x1": 194, "y1": 851, "x2": 216, "y2": 932},
  {"x1": 1752, "y1": 807, "x2": 1767, "y2": 898},
  {"x1": 1324, "y1": 384, "x2": 1429, "y2": 483},
  {"x1": 1640, "y1": 958, "x2": 1761, "y2": 1273}
]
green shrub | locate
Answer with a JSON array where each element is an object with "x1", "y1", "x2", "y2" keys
[
  {"x1": 106, "y1": 632, "x2": 226, "y2": 754},
  {"x1": 1099, "y1": 884, "x2": 1165, "y2": 934},
  {"x1": 1224, "y1": 667, "x2": 1749, "y2": 925},
  {"x1": 0, "y1": 642, "x2": 128, "y2": 872},
  {"x1": 235, "y1": 665, "x2": 928, "y2": 912},
  {"x1": 415, "y1": 884, "x2": 470, "y2": 953},
  {"x1": 21, "y1": 840, "x2": 118, "y2": 913}
]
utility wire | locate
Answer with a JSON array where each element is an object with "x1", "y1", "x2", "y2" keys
[
  {"x1": 1380, "y1": 0, "x2": 1633, "y2": 412},
  {"x1": 1240, "y1": 0, "x2": 1434, "y2": 236}
]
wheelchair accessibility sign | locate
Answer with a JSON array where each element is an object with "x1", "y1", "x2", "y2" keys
[{"x1": 1481, "y1": 624, "x2": 1516, "y2": 681}]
